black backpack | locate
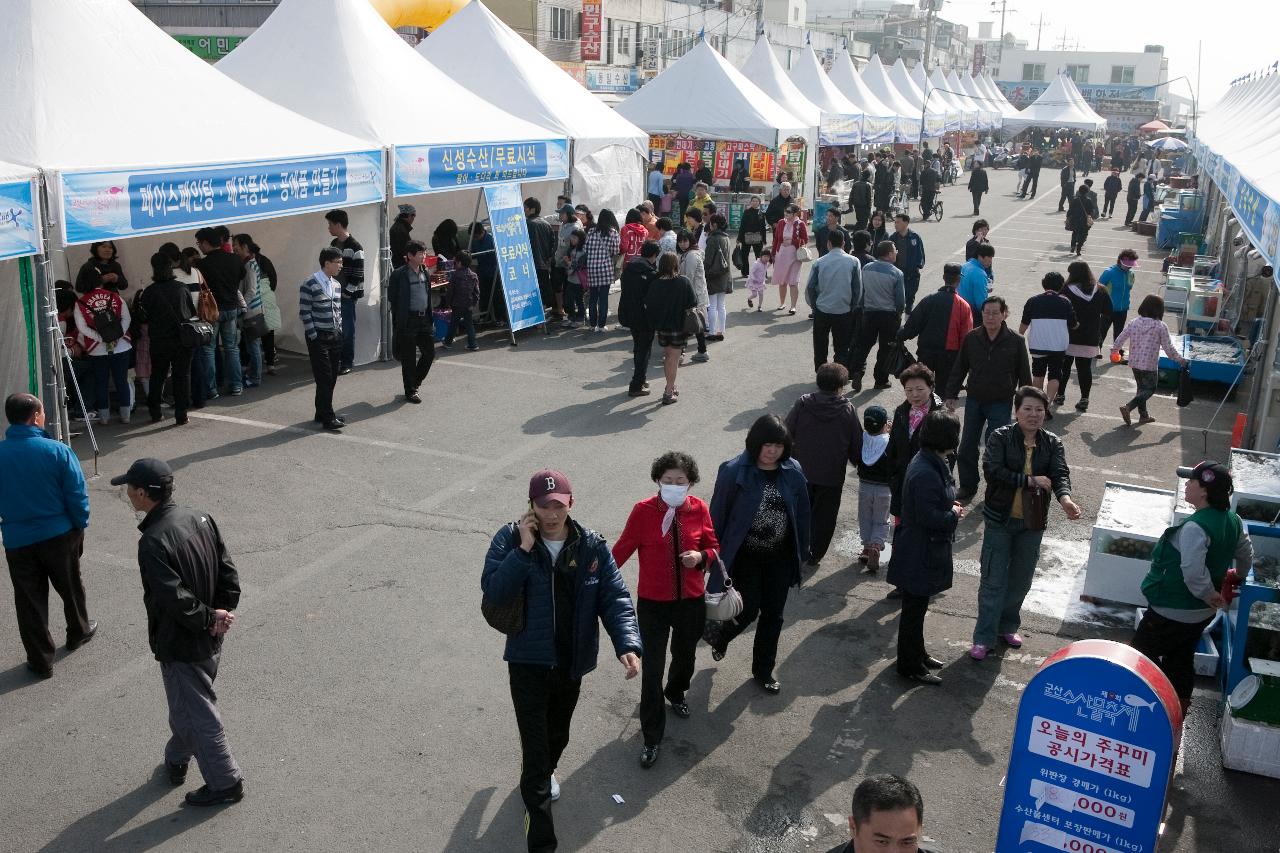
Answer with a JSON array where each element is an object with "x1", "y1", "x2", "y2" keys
[{"x1": 90, "y1": 301, "x2": 125, "y2": 344}]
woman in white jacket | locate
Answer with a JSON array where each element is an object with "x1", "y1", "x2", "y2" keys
[{"x1": 677, "y1": 229, "x2": 709, "y2": 363}]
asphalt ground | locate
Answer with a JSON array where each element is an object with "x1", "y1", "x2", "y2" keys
[{"x1": 2, "y1": 166, "x2": 1277, "y2": 853}]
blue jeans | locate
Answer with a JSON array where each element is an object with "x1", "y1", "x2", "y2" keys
[
  {"x1": 564, "y1": 279, "x2": 585, "y2": 321},
  {"x1": 244, "y1": 336, "x2": 263, "y2": 385},
  {"x1": 215, "y1": 308, "x2": 243, "y2": 393},
  {"x1": 587, "y1": 287, "x2": 609, "y2": 329},
  {"x1": 340, "y1": 297, "x2": 357, "y2": 368},
  {"x1": 190, "y1": 343, "x2": 209, "y2": 405},
  {"x1": 973, "y1": 516, "x2": 1044, "y2": 647},
  {"x1": 91, "y1": 350, "x2": 131, "y2": 414},
  {"x1": 958, "y1": 397, "x2": 1012, "y2": 493}
]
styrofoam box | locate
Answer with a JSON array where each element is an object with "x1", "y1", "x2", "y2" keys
[
  {"x1": 1221, "y1": 707, "x2": 1280, "y2": 778},
  {"x1": 1085, "y1": 484, "x2": 1175, "y2": 606}
]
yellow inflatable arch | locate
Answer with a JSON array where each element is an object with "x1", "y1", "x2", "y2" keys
[{"x1": 369, "y1": 0, "x2": 470, "y2": 30}]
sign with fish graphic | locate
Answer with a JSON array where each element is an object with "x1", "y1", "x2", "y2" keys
[{"x1": 996, "y1": 640, "x2": 1180, "y2": 853}]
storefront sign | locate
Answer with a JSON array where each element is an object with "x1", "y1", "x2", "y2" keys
[
  {"x1": 173, "y1": 34, "x2": 245, "y2": 62},
  {"x1": 554, "y1": 61, "x2": 587, "y2": 86},
  {"x1": 395, "y1": 139, "x2": 570, "y2": 195},
  {"x1": 59, "y1": 151, "x2": 384, "y2": 246},
  {"x1": 586, "y1": 66, "x2": 640, "y2": 94},
  {"x1": 996, "y1": 640, "x2": 1179, "y2": 853},
  {"x1": 0, "y1": 177, "x2": 40, "y2": 260},
  {"x1": 818, "y1": 116, "x2": 861, "y2": 146},
  {"x1": 864, "y1": 115, "x2": 898, "y2": 145},
  {"x1": 998, "y1": 81, "x2": 1157, "y2": 109},
  {"x1": 649, "y1": 136, "x2": 776, "y2": 184},
  {"x1": 580, "y1": 0, "x2": 602, "y2": 62},
  {"x1": 483, "y1": 183, "x2": 545, "y2": 333}
]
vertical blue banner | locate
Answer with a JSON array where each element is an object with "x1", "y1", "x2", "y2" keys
[
  {"x1": 0, "y1": 178, "x2": 40, "y2": 260},
  {"x1": 483, "y1": 183, "x2": 545, "y2": 333}
]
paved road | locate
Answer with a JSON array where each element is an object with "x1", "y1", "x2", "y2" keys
[{"x1": 1, "y1": 167, "x2": 1276, "y2": 853}]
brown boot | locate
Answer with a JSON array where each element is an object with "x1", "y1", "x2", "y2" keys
[{"x1": 865, "y1": 546, "x2": 881, "y2": 574}]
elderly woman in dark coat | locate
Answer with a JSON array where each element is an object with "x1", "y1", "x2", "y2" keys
[{"x1": 887, "y1": 409, "x2": 964, "y2": 685}]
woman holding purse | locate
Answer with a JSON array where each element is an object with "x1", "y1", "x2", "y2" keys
[
  {"x1": 736, "y1": 195, "x2": 768, "y2": 278},
  {"x1": 612, "y1": 452, "x2": 720, "y2": 769},
  {"x1": 970, "y1": 386, "x2": 1083, "y2": 661},
  {"x1": 644, "y1": 252, "x2": 697, "y2": 406},
  {"x1": 770, "y1": 204, "x2": 808, "y2": 315}
]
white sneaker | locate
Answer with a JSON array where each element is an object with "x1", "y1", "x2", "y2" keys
[{"x1": 549, "y1": 774, "x2": 560, "y2": 802}]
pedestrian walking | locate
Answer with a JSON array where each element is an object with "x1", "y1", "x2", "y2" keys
[
  {"x1": 647, "y1": 162, "x2": 666, "y2": 209},
  {"x1": 970, "y1": 386, "x2": 1082, "y2": 660},
  {"x1": 1132, "y1": 461, "x2": 1251, "y2": 716},
  {"x1": 771, "y1": 204, "x2": 808, "y2": 315},
  {"x1": 965, "y1": 220, "x2": 992, "y2": 264},
  {"x1": 389, "y1": 203, "x2": 415, "y2": 269},
  {"x1": 957, "y1": 245, "x2": 995, "y2": 325},
  {"x1": 1019, "y1": 272, "x2": 1075, "y2": 419},
  {"x1": 139, "y1": 252, "x2": 197, "y2": 425},
  {"x1": 736, "y1": 196, "x2": 768, "y2": 277},
  {"x1": 874, "y1": 155, "x2": 894, "y2": 212},
  {"x1": 0, "y1": 393, "x2": 94, "y2": 679},
  {"x1": 968, "y1": 160, "x2": 989, "y2": 216},
  {"x1": 74, "y1": 267, "x2": 134, "y2": 424},
  {"x1": 846, "y1": 171, "x2": 873, "y2": 232},
  {"x1": 1066, "y1": 185, "x2": 1093, "y2": 256},
  {"x1": 886, "y1": 363, "x2": 945, "y2": 528},
  {"x1": 619, "y1": 241, "x2": 660, "y2": 397},
  {"x1": 785, "y1": 363, "x2": 861, "y2": 568},
  {"x1": 1102, "y1": 169, "x2": 1122, "y2": 219},
  {"x1": 113, "y1": 457, "x2": 244, "y2": 805},
  {"x1": 1113, "y1": 295, "x2": 1187, "y2": 426},
  {"x1": 945, "y1": 297, "x2": 1032, "y2": 503},
  {"x1": 888, "y1": 214, "x2": 925, "y2": 312},
  {"x1": 918, "y1": 162, "x2": 940, "y2": 220},
  {"x1": 1124, "y1": 173, "x2": 1144, "y2": 225},
  {"x1": 898, "y1": 264, "x2": 972, "y2": 397},
  {"x1": 847, "y1": 241, "x2": 905, "y2": 392},
  {"x1": 585, "y1": 209, "x2": 621, "y2": 332},
  {"x1": 646, "y1": 252, "x2": 698, "y2": 405},
  {"x1": 1057, "y1": 158, "x2": 1076, "y2": 212},
  {"x1": 856, "y1": 405, "x2": 893, "y2": 574},
  {"x1": 612, "y1": 452, "x2": 719, "y2": 769},
  {"x1": 1019, "y1": 151, "x2": 1042, "y2": 199},
  {"x1": 481, "y1": 469, "x2": 641, "y2": 853},
  {"x1": 703, "y1": 214, "x2": 733, "y2": 342},
  {"x1": 299, "y1": 247, "x2": 346, "y2": 430},
  {"x1": 805, "y1": 233, "x2": 862, "y2": 371},
  {"x1": 888, "y1": 409, "x2": 963, "y2": 685},
  {"x1": 814, "y1": 206, "x2": 849, "y2": 258},
  {"x1": 745, "y1": 249, "x2": 772, "y2": 311},
  {"x1": 1098, "y1": 249, "x2": 1138, "y2": 353},
  {"x1": 865, "y1": 210, "x2": 888, "y2": 247},
  {"x1": 387, "y1": 241, "x2": 438, "y2": 404},
  {"x1": 1057, "y1": 262, "x2": 1112, "y2": 412},
  {"x1": 194, "y1": 227, "x2": 245, "y2": 398},
  {"x1": 676, "y1": 230, "x2": 710, "y2": 362},
  {"x1": 705, "y1": 415, "x2": 811, "y2": 694}
]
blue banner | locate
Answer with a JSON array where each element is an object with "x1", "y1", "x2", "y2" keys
[
  {"x1": 483, "y1": 183, "x2": 545, "y2": 333},
  {"x1": 394, "y1": 139, "x2": 569, "y2": 196},
  {"x1": 59, "y1": 151, "x2": 384, "y2": 246},
  {"x1": 0, "y1": 178, "x2": 40, "y2": 260}
]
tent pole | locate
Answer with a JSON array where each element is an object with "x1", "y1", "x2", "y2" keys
[
  {"x1": 379, "y1": 148, "x2": 393, "y2": 362},
  {"x1": 33, "y1": 172, "x2": 68, "y2": 444},
  {"x1": 565, "y1": 139, "x2": 575, "y2": 201}
]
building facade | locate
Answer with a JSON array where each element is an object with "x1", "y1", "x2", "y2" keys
[{"x1": 809, "y1": 0, "x2": 971, "y2": 75}]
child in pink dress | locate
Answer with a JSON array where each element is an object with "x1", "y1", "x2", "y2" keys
[{"x1": 746, "y1": 248, "x2": 772, "y2": 311}]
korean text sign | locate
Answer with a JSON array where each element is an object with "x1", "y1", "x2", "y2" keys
[
  {"x1": 0, "y1": 178, "x2": 40, "y2": 261},
  {"x1": 483, "y1": 183, "x2": 545, "y2": 333},
  {"x1": 995, "y1": 640, "x2": 1180, "y2": 853},
  {"x1": 59, "y1": 151, "x2": 384, "y2": 246},
  {"x1": 394, "y1": 140, "x2": 569, "y2": 196}
]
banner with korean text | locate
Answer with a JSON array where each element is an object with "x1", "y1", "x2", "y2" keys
[
  {"x1": 58, "y1": 151, "x2": 384, "y2": 246},
  {"x1": 483, "y1": 183, "x2": 545, "y2": 333},
  {"x1": 394, "y1": 140, "x2": 569, "y2": 196},
  {"x1": 0, "y1": 177, "x2": 41, "y2": 260}
]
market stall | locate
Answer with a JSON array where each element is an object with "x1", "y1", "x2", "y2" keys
[
  {"x1": 1082, "y1": 482, "x2": 1176, "y2": 606},
  {"x1": 1001, "y1": 74, "x2": 1108, "y2": 133}
]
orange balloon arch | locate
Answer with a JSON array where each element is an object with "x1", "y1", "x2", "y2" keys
[{"x1": 368, "y1": 0, "x2": 469, "y2": 30}]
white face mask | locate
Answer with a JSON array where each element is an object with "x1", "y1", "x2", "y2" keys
[{"x1": 659, "y1": 484, "x2": 689, "y2": 508}]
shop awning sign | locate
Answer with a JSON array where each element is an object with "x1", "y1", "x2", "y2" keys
[
  {"x1": 395, "y1": 140, "x2": 569, "y2": 196},
  {"x1": 0, "y1": 177, "x2": 40, "y2": 260}
]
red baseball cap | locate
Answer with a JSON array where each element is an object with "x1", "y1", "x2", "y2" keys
[{"x1": 529, "y1": 469, "x2": 573, "y2": 507}]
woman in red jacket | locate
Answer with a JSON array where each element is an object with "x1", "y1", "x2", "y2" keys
[
  {"x1": 612, "y1": 451, "x2": 720, "y2": 770},
  {"x1": 770, "y1": 204, "x2": 809, "y2": 315}
]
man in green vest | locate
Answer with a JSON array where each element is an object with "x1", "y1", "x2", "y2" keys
[{"x1": 1133, "y1": 461, "x2": 1253, "y2": 714}]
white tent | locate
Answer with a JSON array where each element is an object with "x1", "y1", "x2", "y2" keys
[
  {"x1": 959, "y1": 72, "x2": 1003, "y2": 131},
  {"x1": 788, "y1": 48, "x2": 862, "y2": 145},
  {"x1": 0, "y1": 161, "x2": 41, "y2": 401},
  {"x1": 1002, "y1": 74, "x2": 1107, "y2": 132},
  {"x1": 860, "y1": 55, "x2": 924, "y2": 142},
  {"x1": 617, "y1": 41, "x2": 807, "y2": 149},
  {"x1": 888, "y1": 58, "x2": 948, "y2": 139},
  {"x1": 910, "y1": 62, "x2": 929, "y2": 93},
  {"x1": 418, "y1": 1, "x2": 647, "y2": 215},
  {"x1": 950, "y1": 70, "x2": 997, "y2": 131},
  {"x1": 929, "y1": 67, "x2": 974, "y2": 131},
  {"x1": 827, "y1": 52, "x2": 897, "y2": 145},
  {"x1": 739, "y1": 37, "x2": 822, "y2": 130},
  {"x1": 980, "y1": 73, "x2": 1022, "y2": 119}
]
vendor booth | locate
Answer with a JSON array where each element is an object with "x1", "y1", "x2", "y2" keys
[
  {"x1": 0, "y1": 161, "x2": 42, "y2": 401},
  {"x1": 1, "y1": 0, "x2": 387, "y2": 439},
  {"x1": 859, "y1": 56, "x2": 926, "y2": 143},
  {"x1": 1001, "y1": 74, "x2": 1108, "y2": 133},
  {"x1": 826, "y1": 52, "x2": 898, "y2": 147},
  {"x1": 218, "y1": 0, "x2": 568, "y2": 345},
  {"x1": 418, "y1": 1, "x2": 648, "y2": 217}
]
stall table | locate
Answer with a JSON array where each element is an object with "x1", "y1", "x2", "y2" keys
[{"x1": 1083, "y1": 482, "x2": 1176, "y2": 606}]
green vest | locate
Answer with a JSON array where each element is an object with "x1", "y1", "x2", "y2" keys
[{"x1": 1141, "y1": 507, "x2": 1243, "y2": 611}]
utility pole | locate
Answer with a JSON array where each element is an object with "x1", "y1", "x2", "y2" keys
[
  {"x1": 1035, "y1": 12, "x2": 1046, "y2": 50},
  {"x1": 922, "y1": 0, "x2": 939, "y2": 71},
  {"x1": 755, "y1": 0, "x2": 765, "y2": 38}
]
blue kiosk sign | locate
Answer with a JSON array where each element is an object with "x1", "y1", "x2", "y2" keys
[{"x1": 996, "y1": 640, "x2": 1181, "y2": 853}]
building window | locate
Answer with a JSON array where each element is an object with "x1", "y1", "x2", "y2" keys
[
  {"x1": 1111, "y1": 65, "x2": 1136, "y2": 85},
  {"x1": 617, "y1": 23, "x2": 631, "y2": 56},
  {"x1": 1022, "y1": 63, "x2": 1045, "y2": 81},
  {"x1": 669, "y1": 30, "x2": 685, "y2": 58},
  {"x1": 793, "y1": 7, "x2": 799, "y2": 21},
  {"x1": 549, "y1": 6, "x2": 574, "y2": 41},
  {"x1": 1064, "y1": 64, "x2": 1089, "y2": 83}
]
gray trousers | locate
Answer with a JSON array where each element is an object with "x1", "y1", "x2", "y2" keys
[
  {"x1": 858, "y1": 481, "x2": 893, "y2": 547},
  {"x1": 161, "y1": 656, "x2": 241, "y2": 789}
]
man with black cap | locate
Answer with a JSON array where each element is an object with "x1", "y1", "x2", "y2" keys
[
  {"x1": 389, "y1": 203, "x2": 415, "y2": 269},
  {"x1": 482, "y1": 469, "x2": 641, "y2": 853},
  {"x1": 1133, "y1": 461, "x2": 1253, "y2": 714},
  {"x1": 114, "y1": 457, "x2": 244, "y2": 806}
]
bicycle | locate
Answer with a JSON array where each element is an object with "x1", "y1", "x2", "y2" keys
[
  {"x1": 889, "y1": 190, "x2": 905, "y2": 216},
  {"x1": 918, "y1": 196, "x2": 944, "y2": 222}
]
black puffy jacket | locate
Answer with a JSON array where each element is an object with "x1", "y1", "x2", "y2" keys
[{"x1": 981, "y1": 424, "x2": 1073, "y2": 524}]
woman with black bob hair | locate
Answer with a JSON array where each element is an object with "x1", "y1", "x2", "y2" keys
[
  {"x1": 887, "y1": 409, "x2": 964, "y2": 685},
  {"x1": 75, "y1": 241, "x2": 129, "y2": 294},
  {"x1": 705, "y1": 414, "x2": 811, "y2": 694},
  {"x1": 612, "y1": 451, "x2": 721, "y2": 769}
]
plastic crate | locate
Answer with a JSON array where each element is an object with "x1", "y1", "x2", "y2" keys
[{"x1": 1158, "y1": 334, "x2": 1244, "y2": 384}]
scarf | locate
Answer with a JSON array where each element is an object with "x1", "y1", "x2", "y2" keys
[
  {"x1": 861, "y1": 432, "x2": 890, "y2": 466},
  {"x1": 908, "y1": 405, "x2": 928, "y2": 436}
]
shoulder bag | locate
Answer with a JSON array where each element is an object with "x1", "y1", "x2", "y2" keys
[
  {"x1": 683, "y1": 306, "x2": 707, "y2": 336},
  {"x1": 481, "y1": 528, "x2": 528, "y2": 635},
  {"x1": 795, "y1": 245, "x2": 815, "y2": 263},
  {"x1": 704, "y1": 557, "x2": 743, "y2": 622},
  {"x1": 155, "y1": 287, "x2": 214, "y2": 349},
  {"x1": 1022, "y1": 486, "x2": 1049, "y2": 532},
  {"x1": 197, "y1": 280, "x2": 220, "y2": 324}
]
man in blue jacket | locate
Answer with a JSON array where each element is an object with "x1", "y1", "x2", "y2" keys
[
  {"x1": 0, "y1": 393, "x2": 94, "y2": 678},
  {"x1": 887, "y1": 214, "x2": 925, "y2": 312},
  {"x1": 482, "y1": 469, "x2": 641, "y2": 853},
  {"x1": 957, "y1": 245, "x2": 995, "y2": 325}
]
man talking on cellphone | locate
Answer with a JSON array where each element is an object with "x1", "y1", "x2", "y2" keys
[{"x1": 481, "y1": 469, "x2": 642, "y2": 853}]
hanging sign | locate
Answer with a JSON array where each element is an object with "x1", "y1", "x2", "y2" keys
[
  {"x1": 59, "y1": 151, "x2": 384, "y2": 246},
  {"x1": 580, "y1": 0, "x2": 602, "y2": 62},
  {"x1": 818, "y1": 116, "x2": 861, "y2": 146},
  {"x1": 0, "y1": 177, "x2": 40, "y2": 260},
  {"x1": 395, "y1": 140, "x2": 570, "y2": 195},
  {"x1": 483, "y1": 183, "x2": 545, "y2": 333},
  {"x1": 995, "y1": 640, "x2": 1180, "y2": 853}
]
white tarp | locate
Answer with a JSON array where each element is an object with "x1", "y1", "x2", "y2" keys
[
  {"x1": 418, "y1": 1, "x2": 647, "y2": 214},
  {"x1": 910, "y1": 62, "x2": 928, "y2": 93},
  {"x1": 888, "y1": 58, "x2": 948, "y2": 139},
  {"x1": 826, "y1": 52, "x2": 897, "y2": 145},
  {"x1": 979, "y1": 73, "x2": 1022, "y2": 119},
  {"x1": 739, "y1": 37, "x2": 822, "y2": 129},
  {"x1": 928, "y1": 67, "x2": 974, "y2": 131},
  {"x1": 960, "y1": 72, "x2": 1003, "y2": 131},
  {"x1": 950, "y1": 70, "x2": 997, "y2": 131},
  {"x1": 1002, "y1": 74, "x2": 1107, "y2": 132},
  {"x1": 617, "y1": 41, "x2": 807, "y2": 149},
  {"x1": 788, "y1": 48, "x2": 862, "y2": 145},
  {"x1": 860, "y1": 55, "x2": 924, "y2": 142}
]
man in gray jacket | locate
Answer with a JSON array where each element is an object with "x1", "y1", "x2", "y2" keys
[
  {"x1": 805, "y1": 231, "x2": 862, "y2": 371},
  {"x1": 847, "y1": 241, "x2": 906, "y2": 392}
]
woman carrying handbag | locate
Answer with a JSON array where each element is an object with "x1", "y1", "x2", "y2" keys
[
  {"x1": 644, "y1": 252, "x2": 698, "y2": 405},
  {"x1": 613, "y1": 452, "x2": 720, "y2": 769}
]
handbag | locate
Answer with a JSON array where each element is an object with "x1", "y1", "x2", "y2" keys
[
  {"x1": 683, "y1": 307, "x2": 707, "y2": 336},
  {"x1": 481, "y1": 589, "x2": 525, "y2": 635},
  {"x1": 179, "y1": 321, "x2": 215, "y2": 349},
  {"x1": 240, "y1": 312, "x2": 268, "y2": 340},
  {"x1": 1022, "y1": 486, "x2": 1049, "y2": 532},
  {"x1": 731, "y1": 244, "x2": 744, "y2": 271},
  {"x1": 197, "y1": 281, "x2": 220, "y2": 323},
  {"x1": 888, "y1": 340, "x2": 917, "y2": 378},
  {"x1": 704, "y1": 558, "x2": 744, "y2": 622},
  {"x1": 795, "y1": 246, "x2": 815, "y2": 263},
  {"x1": 1176, "y1": 364, "x2": 1194, "y2": 407}
]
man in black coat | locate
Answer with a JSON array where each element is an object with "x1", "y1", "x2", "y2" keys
[
  {"x1": 386, "y1": 240, "x2": 434, "y2": 404},
  {"x1": 140, "y1": 257, "x2": 199, "y2": 424},
  {"x1": 1125, "y1": 172, "x2": 1145, "y2": 225},
  {"x1": 873, "y1": 155, "x2": 894, "y2": 212},
  {"x1": 1102, "y1": 169, "x2": 1123, "y2": 218},
  {"x1": 1057, "y1": 157, "x2": 1076, "y2": 212},
  {"x1": 1019, "y1": 151, "x2": 1042, "y2": 199},
  {"x1": 619, "y1": 242, "x2": 660, "y2": 397},
  {"x1": 846, "y1": 173, "x2": 873, "y2": 232},
  {"x1": 389, "y1": 204, "x2": 415, "y2": 268},
  {"x1": 524, "y1": 198, "x2": 557, "y2": 319},
  {"x1": 919, "y1": 165, "x2": 940, "y2": 220}
]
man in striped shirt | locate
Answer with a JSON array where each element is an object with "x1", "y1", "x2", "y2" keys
[
  {"x1": 300, "y1": 248, "x2": 346, "y2": 431},
  {"x1": 326, "y1": 209, "x2": 365, "y2": 374}
]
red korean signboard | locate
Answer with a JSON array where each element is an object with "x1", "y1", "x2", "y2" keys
[{"x1": 580, "y1": 0, "x2": 602, "y2": 62}]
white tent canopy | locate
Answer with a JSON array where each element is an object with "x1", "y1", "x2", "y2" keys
[
  {"x1": 949, "y1": 70, "x2": 996, "y2": 131},
  {"x1": 910, "y1": 62, "x2": 928, "y2": 93},
  {"x1": 827, "y1": 52, "x2": 897, "y2": 145},
  {"x1": 959, "y1": 72, "x2": 1003, "y2": 130},
  {"x1": 418, "y1": 1, "x2": 647, "y2": 214},
  {"x1": 888, "y1": 58, "x2": 947, "y2": 138},
  {"x1": 980, "y1": 73, "x2": 1022, "y2": 119},
  {"x1": 739, "y1": 37, "x2": 822, "y2": 130},
  {"x1": 788, "y1": 48, "x2": 862, "y2": 145},
  {"x1": 860, "y1": 55, "x2": 924, "y2": 142},
  {"x1": 929, "y1": 67, "x2": 973, "y2": 130},
  {"x1": 1003, "y1": 74, "x2": 1107, "y2": 131},
  {"x1": 617, "y1": 41, "x2": 807, "y2": 149}
]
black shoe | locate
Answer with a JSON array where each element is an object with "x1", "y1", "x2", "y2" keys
[
  {"x1": 1044, "y1": 409, "x2": 1054, "y2": 422},
  {"x1": 668, "y1": 699, "x2": 691, "y2": 718},
  {"x1": 67, "y1": 620, "x2": 97, "y2": 651},
  {"x1": 322, "y1": 419, "x2": 344, "y2": 431},
  {"x1": 640, "y1": 746, "x2": 659, "y2": 768},
  {"x1": 339, "y1": 366, "x2": 352, "y2": 375},
  {"x1": 923, "y1": 656, "x2": 945, "y2": 670},
  {"x1": 900, "y1": 671, "x2": 943, "y2": 685},
  {"x1": 175, "y1": 413, "x2": 189, "y2": 426},
  {"x1": 756, "y1": 677, "x2": 781, "y2": 694},
  {"x1": 848, "y1": 379, "x2": 863, "y2": 394},
  {"x1": 165, "y1": 761, "x2": 188, "y2": 786},
  {"x1": 1053, "y1": 394, "x2": 1066, "y2": 406},
  {"x1": 184, "y1": 780, "x2": 244, "y2": 806},
  {"x1": 26, "y1": 662, "x2": 52, "y2": 679},
  {"x1": 628, "y1": 387, "x2": 651, "y2": 397},
  {"x1": 873, "y1": 381, "x2": 892, "y2": 390},
  {"x1": 331, "y1": 416, "x2": 346, "y2": 427},
  {"x1": 886, "y1": 588, "x2": 902, "y2": 600},
  {"x1": 955, "y1": 489, "x2": 976, "y2": 504},
  {"x1": 150, "y1": 410, "x2": 164, "y2": 423},
  {"x1": 1075, "y1": 398, "x2": 1089, "y2": 412},
  {"x1": 404, "y1": 391, "x2": 422, "y2": 404}
]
